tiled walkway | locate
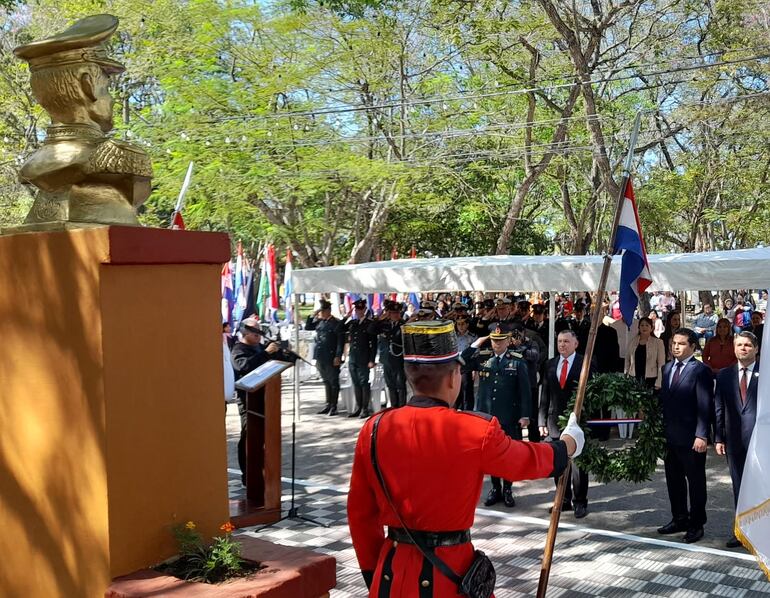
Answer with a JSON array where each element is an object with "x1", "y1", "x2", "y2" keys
[{"x1": 226, "y1": 378, "x2": 769, "y2": 596}]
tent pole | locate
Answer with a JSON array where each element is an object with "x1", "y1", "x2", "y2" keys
[
  {"x1": 294, "y1": 292, "x2": 301, "y2": 422},
  {"x1": 548, "y1": 292, "x2": 556, "y2": 360}
]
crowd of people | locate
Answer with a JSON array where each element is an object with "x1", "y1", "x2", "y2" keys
[{"x1": 228, "y1": 288, "x2": 764, "y2": 550}]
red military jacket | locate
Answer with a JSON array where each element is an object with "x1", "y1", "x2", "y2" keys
[{"x1": 347, "y1": 395, "x2": 568, "y2": 597}]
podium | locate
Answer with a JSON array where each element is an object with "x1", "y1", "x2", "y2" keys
[{"x1": 230, "y1": 360, "x2": 293, "y2": 527}]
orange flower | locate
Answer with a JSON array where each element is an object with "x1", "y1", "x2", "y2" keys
[{"x1": 220, "y1": 522, "x2": 235, "y2": 533}]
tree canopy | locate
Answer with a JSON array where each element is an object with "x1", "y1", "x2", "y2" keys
[{"x1": 1, "y1": 0, "x2": 769, "y2": 265}]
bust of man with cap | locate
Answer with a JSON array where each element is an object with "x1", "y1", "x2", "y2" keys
[
  {"x1": 13, "y1": 14, "x2": 152, "y2": 229},
  {"x1": 347, "y1": 320, "x2": 584, "y2": 595}
]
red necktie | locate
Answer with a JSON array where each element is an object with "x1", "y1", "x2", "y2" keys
[
  {"x1": 740, "y1": 368, "x2": 748, "y2": 404},
  {"x1": 559, "y1": 358, "x2": 569, "y2": 389}
]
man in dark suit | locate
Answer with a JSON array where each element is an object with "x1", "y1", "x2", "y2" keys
[
  {"x1": 657, "y1": 328, "x2": 714, "y2": 543},
  {"x1": 715, "y1": 330, "x2": 759, "y2": 548},
  {"x1": 539, "y1": 330, "x2": 593, "y2": 518}
]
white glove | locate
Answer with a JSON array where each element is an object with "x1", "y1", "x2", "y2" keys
[{"x1": 560, "y1": 412, "x2": 585, "y2": 458}]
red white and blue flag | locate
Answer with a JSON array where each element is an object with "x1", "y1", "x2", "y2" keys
[
  {"x1": 613, "y1": 177, "x2": 652, "y2": 327},
  {"x1": 221, "y1": 261, "x2": 234, "y2": 326}
]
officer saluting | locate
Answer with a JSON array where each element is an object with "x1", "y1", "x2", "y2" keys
[
  {"x1": 368, "y1": 300, "x2": 407, "y2": 408},
  {"x1": 343, "y1": 298, "x2": 377, "y2": 418},
  {"x1": 462, "y1": 327, "x2": 531, "y2": 508},
  {"x1": 306, "y1": 299, "x2": 345, "y2": 416},
  {"x1": 347, "y1": 320, "x2": 584, "y2": 596}
]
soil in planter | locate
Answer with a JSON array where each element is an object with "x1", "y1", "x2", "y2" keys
[{"x1": 156, "y1": 557, "x2": 266, "y2": 584}]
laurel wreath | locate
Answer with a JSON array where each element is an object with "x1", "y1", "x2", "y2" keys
[{"x1": 559, "y1": 373, "x2": 666, "y2": 484}]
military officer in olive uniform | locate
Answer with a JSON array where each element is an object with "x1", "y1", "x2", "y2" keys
[
  {"x1": 343, "y1": 298, "x2": 378, "y2": 418},
  {"x1": 368, "y1": 300, "x2": 407, "y2": 408},
  {"x1": 306, "y1": 299, "x2": 345, "y2": 416},
  {"x1": 461, "y1": 328, "x2": 531, "y2": 508}
]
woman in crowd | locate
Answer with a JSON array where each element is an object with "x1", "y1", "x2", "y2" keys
[
  {"x1": 649, "y1": 309, "x2": 665, "y2": 338},
  {"x1": 702, "y1": 318, "x2": 738, "y2": 374},
  {"x1": 621, "y1": 317, "x2": 666, "y2": 438},
  {"x1": 659, "y1": 310, "x2": 682, "y2": 361}
]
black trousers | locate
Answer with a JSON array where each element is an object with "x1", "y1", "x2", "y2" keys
[
  {"x1": 664, "y1": 444, "x2": 707, "y2": 527},
  {"x1": 527, "y1": 384, "x2": 541, "y2": 442},
  {"x1": 316, "y1": 359, "x2": 340, "y2": 407},
  {"x1": 491, "y1": 425, "x2": 522, "y2": 490},
  {"x1": 550, "y1": 435, "x2": 588, "y2": 506},
  {"x1": 236, "y1": 388, "x2": 264, "y2": 482},
  {"x1": 383, "y1": 359, "x2": 407, "y2": 407},
  {"x1": 727, "y1": 447, "x2": 747, "y2": 507},
  {"x1": 455, "y1": 372, "x2": 475, "y2": 411}
]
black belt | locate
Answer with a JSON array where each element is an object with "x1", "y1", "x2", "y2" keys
[{"x1": 387, "y1": 527, "x2": 471, "y2": 547}]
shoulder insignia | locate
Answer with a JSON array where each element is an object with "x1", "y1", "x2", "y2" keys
[
  {"x1": 478, "y1": 349, "x2": 492, "y2": 356},
  {"x1": 459, "y1": 410, "x2": 494, "y2": 421},
  {"x1": 508, "y1": 351, "x2": 523, "y2": 359},
  {"x1": 88, "y1": 139, "x2": 153, "y2": 177}
]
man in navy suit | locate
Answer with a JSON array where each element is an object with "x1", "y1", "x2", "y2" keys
[
  {"x1": 715, "y1": 330, "x2": 759, "y2": 548},
  {"x1": 657, "y1": 328, "x2": 714, "y2": 543},
  {"x1": 540, "y1": 330, "x2": 593, "y2": 518}
]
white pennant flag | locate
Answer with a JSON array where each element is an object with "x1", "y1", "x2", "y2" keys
[{"x1": 736, "y1": 320, "x2": 770, "y2": 579}]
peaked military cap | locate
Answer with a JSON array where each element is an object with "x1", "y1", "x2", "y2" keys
[
  {"x1": 489, "y1": 325, "x2": 511, "y2": 340},
  {"x1": 14, "y1": 14, "x2": 125, "y2": 74},
  {"x1": 402, "y1": 320, "x2": 463, "y2": 364},
  {"x1": 319, "y1": 299, "x2": 332, "y2": 310},
  {"x1": 353, "y1": 298, "x2": 367, "y2": 308}
]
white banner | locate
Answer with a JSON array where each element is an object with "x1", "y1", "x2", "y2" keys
[{"x1": 736, "y1": 320, "x2": 770, "y2": 579}]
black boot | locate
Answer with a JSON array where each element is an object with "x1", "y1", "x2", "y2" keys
[
  {"x1": 328, "y1": 389, "x2": 339, "y2": 416},
  {"x1": 503, "y1": 486, "x2": 516, "y2": 508},
  {"x1": 348, "y1": 386, "x2": 362, "y2": 417},
  {"x1": 360, "y1": 387, "x2": 372, "y2": 418},
  {"x1": 317, "y1": 405, "x2": 331, "y2": 415},
  {"x1": 484, "y1": 487, "x2": 502, "y2": 506}
]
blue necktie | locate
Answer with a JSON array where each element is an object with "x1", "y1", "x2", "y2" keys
[{"x1": 672, "y1": 361, "x2": 684, "y2": 386}]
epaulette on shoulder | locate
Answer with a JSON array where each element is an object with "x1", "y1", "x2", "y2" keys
[
  {"x1": 507, "y1": 351, "x2": 523, "y2": 359},
  {"x1": 459, "y1": 410, "x2": 494, "y2": 421},
  {"x1": 478, "y1": 349, "x2": 493, "y2": 356}
]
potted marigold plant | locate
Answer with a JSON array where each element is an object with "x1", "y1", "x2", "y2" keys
[
  {"x1": 106, "y1": 520, "x2": 337, "y2": 597},
  {"x1": 156, "y1": 521, "x2": 262, "y2": 583}
]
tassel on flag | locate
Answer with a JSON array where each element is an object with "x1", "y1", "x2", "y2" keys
[
  {"x1": 391, "y1": 246, "x2": 398, "y2": 260},
  {"x1": 612, "y1": 176, "x2": 652, "y2": 327},
  {"x1": 410, "y1": 245, "x2": 417, "y2": 258}
]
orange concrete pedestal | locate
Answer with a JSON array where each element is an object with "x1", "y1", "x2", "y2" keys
[{"x1": 0, "y1": 226, "x2": 231, "y2": 598}]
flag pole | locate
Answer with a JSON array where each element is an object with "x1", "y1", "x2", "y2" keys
[
  {"x1": 169, "y1": 161, "x2": 194, "y2": 228},
  {"x1": 536, "y1": 111, "x2": 642, "y2": 598}
]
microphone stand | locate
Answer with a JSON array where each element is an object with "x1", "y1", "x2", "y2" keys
[{"x1": 256, "y1": 331, "x2": 327, "y2": 532}]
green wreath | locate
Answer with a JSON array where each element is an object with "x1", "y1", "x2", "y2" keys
[{"x1": 559, "y1": 373, "x2": 666, "y2": 484}]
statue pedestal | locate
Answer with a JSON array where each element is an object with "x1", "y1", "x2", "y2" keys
[{"x1": 0, "y1": 226, "x2": 231, "y2": 597}]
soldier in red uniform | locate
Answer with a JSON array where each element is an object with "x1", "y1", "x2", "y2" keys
[{"x1": 347, "y1": 320, "x2": 585, "y2": 597}]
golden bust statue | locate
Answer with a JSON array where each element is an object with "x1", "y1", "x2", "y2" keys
[{"x1": 11, "y1": 14, "x2": 152, "y2": 230}]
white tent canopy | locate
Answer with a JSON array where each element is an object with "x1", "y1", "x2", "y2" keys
[{"x1": 292, "y1": 247, "x2": 770, "y2": 294}]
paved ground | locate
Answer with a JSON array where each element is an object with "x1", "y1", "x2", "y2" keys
[{"x1": 225, "y1": 376, "x2": 769, "y2": 596}]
